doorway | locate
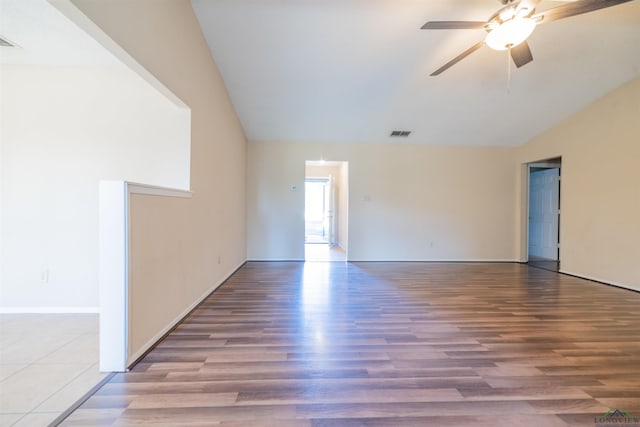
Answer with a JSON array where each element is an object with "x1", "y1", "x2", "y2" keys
[
  {"x1": 527, "y1": 158, "x2": 561, "y2": 272},
  {"x1": 304, "y1": 161, "x2": 348, "y2": 262},
  {"x1": 305, "y1": 179, "x2": 330, "y2": 244}
]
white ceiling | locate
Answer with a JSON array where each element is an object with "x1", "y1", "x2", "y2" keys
[
  {"x1": 0, "y1": 0, "x2": 118, "y2": 66},
  {"x1": 192, "y1": 0, "x2": 640, "y2": 146},
  {"x1": 2, "y1": 0, "x2": 638, "y2": 147}
]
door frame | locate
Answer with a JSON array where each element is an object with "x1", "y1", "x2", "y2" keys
[
  {"x1": 524, "y1": 158, "x2": 562, "y2": 263},
  {"x1": 304, "y1": 177, "x2": 330, "y2": 244},
  {"x1": 304, "y1": 160, "x2": 349, "y2": 261}
]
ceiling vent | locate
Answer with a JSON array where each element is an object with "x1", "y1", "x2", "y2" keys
[
  {"x1": 0, "y1": 36, "x2": 16, "y2": 47},
  {"x1": 390, "y1": 130, "x2": 411, "y2": 137}
]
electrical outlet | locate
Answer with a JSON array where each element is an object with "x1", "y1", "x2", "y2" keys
[
  {"x1": 41, "y1": 269, "x2": 49, "y2": 283},
  {"x1": 217, "y1": 256, "x2": 221, "y2": 265}
]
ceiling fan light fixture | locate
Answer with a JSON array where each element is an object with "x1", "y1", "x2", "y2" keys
[{"x1": 485, "y1": 17, "x2": 536, "y2": 51}]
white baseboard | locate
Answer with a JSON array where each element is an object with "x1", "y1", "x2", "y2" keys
[
  {"x1": 345, "y1": 258, "x2": 520, "y2": 263},
  {"x1": 248, "y1": 258, "x2": 519, "y2": 263},
  {"x1": 125, "y1": 260, "x2": 246, "y2": 367},
  {"x1": 0, "y1": 306, "x2": 99, "y2": 314},
  {"x1": 559, "y1": 270, "x2": 638, "y2": 293}
]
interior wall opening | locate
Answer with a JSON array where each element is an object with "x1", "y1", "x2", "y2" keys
[
  {"x1": 304, "y1": 161, "x2": 348, "y2": 262},
  {"x1": 527, "y1": 157, "x2": 562, "y2": 272},
  {"x1": 305, "y1": 178, "x2": 330, "y2": 244}
]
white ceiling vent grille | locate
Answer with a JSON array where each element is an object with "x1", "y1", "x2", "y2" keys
[
  {"x1": 0, "y1": 36, "x2": 16, "y2": 47},
  {"x1": 390, "y1": 130, "x2": 411, "y2": 137}
]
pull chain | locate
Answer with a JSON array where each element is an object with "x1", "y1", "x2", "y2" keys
[{"x1": 507, "y1": 45, "x2": 512, "y2": 94}]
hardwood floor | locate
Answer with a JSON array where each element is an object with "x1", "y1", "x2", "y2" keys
[{"x1": 61, "y1": 262, "x2": 640, "y2": 426}]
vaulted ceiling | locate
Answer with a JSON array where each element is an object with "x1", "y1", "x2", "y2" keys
[
  {"x1": 192, "y1": 0, "x2": 640, "y2": 146},
  {"x1": 2, "y1": 0, "x2": 639, "y2": 147}
]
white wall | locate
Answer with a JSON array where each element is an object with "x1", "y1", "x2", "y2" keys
[
  {"x1": 0, "y1": 64, "x2": 190, "y2": 311},
  {"x1": 515, "y1": 76, "x2": 640, "y2": 291},
  {"x1": 248, "y1": 142, "x2": 516, "y2": 261}
]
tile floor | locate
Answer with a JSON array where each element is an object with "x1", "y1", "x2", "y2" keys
[
  {"x1": 0, "y1": 314, "x2": 107, "y2": 427},
  {"x1": 305, "y1": 243, "x2": 347, "y2": 261}
]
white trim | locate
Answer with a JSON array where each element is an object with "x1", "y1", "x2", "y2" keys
[
  {"x1": 127, "y1": 182, "x2": 192, "y2": 198},
  {"x1": 525, "y1": 164, "x2": 531, "y2": 262},
  {"x1": 523, "y1": 158, "x2": 562, "y2": 262},
  {"x1": 99, "y1": 180, "x2": 194, "y2": 372},
  {"x1": 99, "y1": 181, "x2": 128, "y2": 372},
  {"x1": 0, "y1": 307, "x2": 99, "y2": 314},
  {"x1": 346, "y1": 259, "x2": 520, "y2": 262},
  {"x1": 126, "y1": 261, "x2": 245, "y2": 366},
  {"x1": 560, "y1": 270, "x2": 639, "y2": 293},
  {"x1": 249, "y1": 258, "x2": 519, "y2": 262}
]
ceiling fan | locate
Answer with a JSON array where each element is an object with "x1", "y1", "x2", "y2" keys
[{"x1": 423, "y1": 0, "x2": 633, "y2": 76}]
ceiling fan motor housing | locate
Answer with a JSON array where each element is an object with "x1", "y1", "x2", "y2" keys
[{"x1": 422, "y1": 0, "x2": 634, "y2": 75}]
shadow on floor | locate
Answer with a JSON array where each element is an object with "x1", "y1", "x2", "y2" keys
[{"x1": 528, "y1": 256, "x2": 560, "y2": 272}]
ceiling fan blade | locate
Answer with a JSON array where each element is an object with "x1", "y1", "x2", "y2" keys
[
  {"x1": 421, "y1": 21, "x2": 487, "y2": 30},
  {"x1": 534, "y1": 0, "x2": 633, "y2": 24},
  {"x1": 430, "y1": 41, "x2": 485, "y2": 76},
  {"x1": 510, "y1": 41, "x2": 534, "y2": 68}
]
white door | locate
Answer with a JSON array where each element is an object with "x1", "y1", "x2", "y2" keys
[
  {"x1": 324, "y1": 176, "x2": 337, "y2": 246},
  {"x1": 305, "y1": 180, "x2": 328, "y2": 243},
  {"x1": 529, "y1": 168, "x2": 560, "y2": 260}
]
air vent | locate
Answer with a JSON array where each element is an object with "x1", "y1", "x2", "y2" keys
[
  {"x1": 0, "y1": 36, "x2": 16, "y2": 47},
  {"x1": 390, "y1": 130, "x2": 411, "y2": 137}
]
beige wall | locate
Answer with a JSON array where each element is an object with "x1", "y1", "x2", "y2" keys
[
  {"x1": 0, "y1": 64, "x2": 190, "y2": 310},
  {"x1": 515, "y1": 76, "x2": 640, "y2": 290},
  {"x1": 71, "y1": 0, "x2": 247, "y2": 359},
  {"x1": 248, "y1": 142, "x2": 516, "y2": 261},
  {"x1": 44, "y1": 2, "x2": 636, "y2": 355},
  {"x1": 249, "y1": 77, "x2": 639, "y2": 289},
  {"x1": 306, "y1": 164, "x2": 342, "y2": 179}
]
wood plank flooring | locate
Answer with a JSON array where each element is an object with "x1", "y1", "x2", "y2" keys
[{"x1": 61, "y1": 262, "x2": 640, "y2": 426}]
